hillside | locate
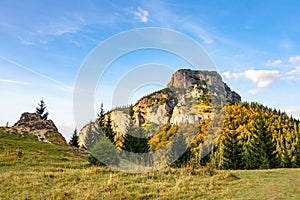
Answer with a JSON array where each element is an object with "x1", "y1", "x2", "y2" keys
[
  {"x1": 78, "y1": 69, "x2": 300, "y2": 170},
  {"x1": 1, "y1": 128, "x2": 300, "y2": 199}
]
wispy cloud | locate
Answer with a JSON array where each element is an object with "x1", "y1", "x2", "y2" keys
[
  {"x1": 0, "y1": 79, "x2": 28, "y2": 85},
  {"x1": 145, "y1": 2, "x2": 214, "y2": 44},
  {"x1": 266, "y1": 59, "x2": 282, "y2": 67},
  {"x1": 36, "y1": 17, "x2": 84, "y2": 37},
  {"x1": 16, "y1": 35, "x2": 35, "y2": 46},
  {"x1": 286, "y1": 66, "x2": 300, "y2": 75},
  {"x1": 222, "y1": 69, "x2": 281, "y2": 94},
  {"x1": 132, "y1": 7, "x2": 149, "y2": 23},
  {"x1": 0, "y1": 55, "x2": 73, "y2": 91},
  {"x1": 289, "y1": 55, "x2": 300, "y2": 64}
]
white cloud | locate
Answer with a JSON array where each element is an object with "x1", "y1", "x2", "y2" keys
[
  {"x1": 222, "y1": 70, "x2": 281, "y2": 94},
  {"x1": 286, "y1": 107, "x2": 300, "y2": 120},
  {"x1": 132, "y1": 7, "x2": 149, "y2": 23},
  {"x1": 286, "y1": 66, "x2": 300, "y2": 75},
  {"x1": 266, "y1": 59, "x2": 282, "y2": 67},
  {"x1": 243, "y1": 70, "x2": 280, "y2": 88},
  {"x1": 0, "y1": 55, "x2": 73, "y2": 91},
  {"x1": 0, "y1": 79, "x2": 28, "y2": 85},
  {"x1": 221, "y1": 71, "x2": 242, "y2": 79},
  {"x1": 183, "y1": 22, "x2": 214, "y2": 44},
  {"x1": 289, "y1": 55, "x2": 300, "y2": 64}
]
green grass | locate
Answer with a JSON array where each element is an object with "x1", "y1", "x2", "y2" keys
[{"x1": 1, "y1": 128, "x2": 300, "y2": 199}]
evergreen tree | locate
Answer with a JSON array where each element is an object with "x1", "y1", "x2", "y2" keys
[
  {"x1": 36, "y1": 99, "x2": 49, "y2": 120},
  {"x1": 222, "y1": 130, "x2": 242, "y2": 169},
  {"x1": 84, "y1": 122, "x2": 104, "y2": 150},
  {"x1": 168, "y1": 131, "x2": 192, "y2": 167},
  {"x1": 123, "y1": 122, "x2": 149, "y2": 153},
  {"x1": 97, "y1": 103, "x2": 105, "y2": 126},
  {"x1": 88, "y1": 136, "x2": 120, "y2": 166},
  {"x1": 241, "y1": 135, "x2": 256, "y2": 169},
  {"x1": 103, "y1": 116, "x2": 115, "y2": 143},
  {"x1": 251, "y1": 114, "x2": 278, "y2": 169},
  {"x1": 69, "y1": 128, "x2": 79, "y2": 148}
]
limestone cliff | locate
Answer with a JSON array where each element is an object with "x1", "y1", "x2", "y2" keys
[{"x1": 79, "y1": 69, "x2": 241, "y2": 147}]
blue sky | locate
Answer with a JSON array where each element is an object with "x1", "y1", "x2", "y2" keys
[{"x1": 1, "y1": 0, "x2": 300, "y2": 140}]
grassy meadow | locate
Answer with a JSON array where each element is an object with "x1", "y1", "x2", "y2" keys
[{"x1": 1, "y1": 128, "x2": 300, "y2": 200}]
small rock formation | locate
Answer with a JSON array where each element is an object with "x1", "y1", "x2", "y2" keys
[
  {"x1": 79, "y1": 69, "x2": 241, "y2": 147},
  {"x1": 5, "y1": 112, "x2": 67, "y2": 145}
]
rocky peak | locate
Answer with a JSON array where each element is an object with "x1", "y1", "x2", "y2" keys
[
  {"x1": 14, "y1": 112, "x2": 58, "y2": 132},
  {"x1": 5, "y1": 112, "x2": 67, "y2": 145},
  {"x1": 167, "y1": 69, "x2": 241, "y2": 103},
  {"x1": 167, "y1": 69, "x2": 223, "y2": 89}
]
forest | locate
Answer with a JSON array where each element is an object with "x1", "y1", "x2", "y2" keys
[{"x1": 82, "y1": 101, "x2": 300, "y2": 170}]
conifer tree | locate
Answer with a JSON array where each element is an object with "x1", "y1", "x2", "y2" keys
[
  {"x1": 88, "y1": 136, "x2": 120, "y2": 166},
  {"x1": 104, "y1": 116, "x2": 114, "y2": 143},
  {"x1": 36, "y1": 99, "x2": 49, "y2": 120},
  {"x1": 222, "y1": 130, "x2": 242, "y2": 169},
  {"x1": 69, "y1": 128, "x2": 79, "y2": 148},
  {"x1": 84, "y1": 122, "x2": 104, "y2": 150},
  {"x1": 168, "y1": 131, "x2": 192, "y2": 167},
  {"x1": 97, "y1": 103, "x2": 105, "y2": 127},
  {"x1": 123, "y1": 122, "x2": 149, "y2": 153},
  {"x1": 251, "y1": 114, "x2": 278, "y2": 169}
]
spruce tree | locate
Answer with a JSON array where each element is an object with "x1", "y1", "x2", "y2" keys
[
  {"x1": 88, "y1": 137, "x2": 120, "y2": 166},
  {"x1": 84, "y1": 122, "x2": 104, "y2": 150},
  {"x1": 104, "y1": 116, "x2": 114, "y2": 143},
  {"x1": 168, "y1": 131, "x2": 192, "y2": 167},
  {"x1": 251, "y1": 114, "x2": 278, "y2": 169},
  {"x1": 69, "y1": 128, "x2": 79, "y2": 148},
  {"x1": 222, "y1": 130, "x2": 242, "y2": 169},
  {"x1": 123, "y1": 123, "x2": 149, "y2": 153},
  {"x1": 97, "y1": 103, "x2": 105, "y2": 127},
  {"x1": 36, "y1": 99, "x2": 49, "y2": 120}
]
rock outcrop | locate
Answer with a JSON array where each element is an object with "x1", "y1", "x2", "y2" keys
[
  {"x1": 5, "y1": 112, "x2": 67, "y2": 146},
  {"x1": 79, "y1": 69, "x2": 241, "y2": 147}
]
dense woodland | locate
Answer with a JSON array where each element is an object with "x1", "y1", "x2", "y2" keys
[{"x1": 84, "y1": 102, "x2": 300, "y2": 169}]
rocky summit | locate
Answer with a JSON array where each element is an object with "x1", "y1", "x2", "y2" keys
[
  {"x1": 5, "y1": 112, "x2": 67, "y2": 146},
  {"x1": 79, "y1": 69, "x2": 241, "y2": 147}
]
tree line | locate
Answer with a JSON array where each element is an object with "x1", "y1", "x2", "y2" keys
[{"x1": 71, "y1": 101, "x2": 300, "y2": 169}]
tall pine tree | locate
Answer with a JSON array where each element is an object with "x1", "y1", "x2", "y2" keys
[
  {"x1": 222, "y1": 129, "x2": 242, "y2": 169},
  {"x1": 36, "y1": 99, "x2": 49, "y2": 120},
  {"x1": 69, "y1": 128, "x2": 79, "y2": 148},
  {"x1": 168, "y1": 131, "x2": 192, "y2": 167},
  {"x1": 251, "y1": 114, "x2": 278, "y2": 169}
]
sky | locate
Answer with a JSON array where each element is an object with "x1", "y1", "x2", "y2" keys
[{"x1": 1, "y1": 0, "x2": 300, "y2": 140}]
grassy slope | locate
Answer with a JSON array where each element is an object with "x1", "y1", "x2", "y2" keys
[{"x1": 0, "y1": 128, "x2": 300, "y2": 200}]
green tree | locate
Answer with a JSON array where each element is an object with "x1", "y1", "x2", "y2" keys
[
  {"x1": 36, "y1": 99, "x2": 49, "y2": 120},
  {"x1": 103, "y1": 116, "x2": 115, "y2": 143},
  {"x1": 222, "y1": 130, "x2": 242, "y2": 169},
  {"x1": 123, "y1": 122, "x2": 149, "y2": 153},
  {"x1": 251, "y1": 114, "x2": 278, "y2": 169},
  {"x1": 168, "y1": 131, "x2": 192, "y2": 167},
  {"x1": 97, "y1": 102, "x2": 105, "y2": 127},
  {"x1": 84, "y1": 122, "x2": 104, "y2": 150},
  {"x1": 88, "y1": 136, "x2": 120, "y2": 166},
  {"x1": 69, "y1": 128, "x2": 79, "y2": 148}
]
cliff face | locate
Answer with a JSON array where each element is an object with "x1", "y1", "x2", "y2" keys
[{"x1": 79, "y1": 69, "x2": 241, "y2": 147}]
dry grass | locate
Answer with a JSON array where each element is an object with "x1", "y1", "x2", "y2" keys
[{"x1": 1, "y1": 128, "x2": 300, "y2": 199}]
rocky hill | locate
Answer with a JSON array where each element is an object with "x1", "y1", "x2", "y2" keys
[
  {"x1": 4, "y1": 112, "x2": 67, "y2": 146},
  {"x1": 79, "y1": 69, "x2": 240, "y2": 147}
]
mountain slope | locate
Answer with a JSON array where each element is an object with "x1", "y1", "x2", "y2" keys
[{"x1": 79, "y1": 69, "x2": 241, "y2": 147}]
